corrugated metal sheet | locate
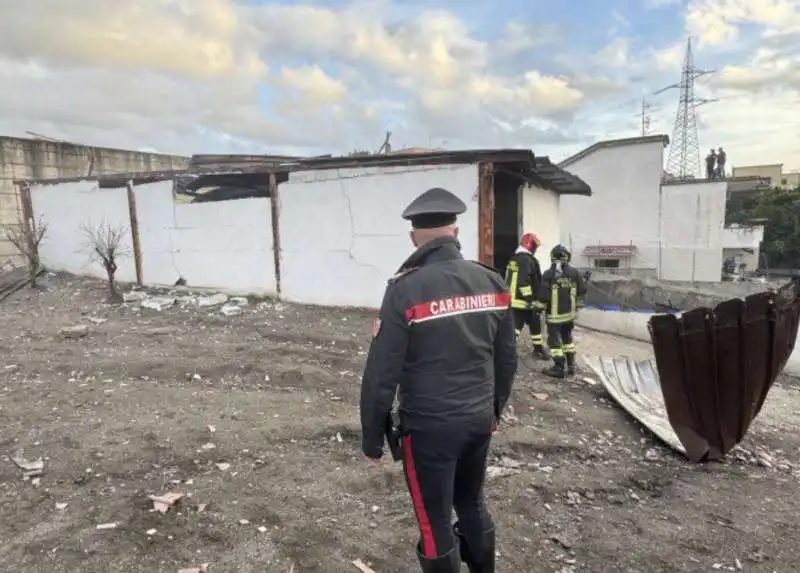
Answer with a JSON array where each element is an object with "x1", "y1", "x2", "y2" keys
[
  {"x1": 648, "y1": 278, "x2": 800, "y2": 462},
  {"x1": 584, "y1": 356, "x2": 685, "y2": 454}
]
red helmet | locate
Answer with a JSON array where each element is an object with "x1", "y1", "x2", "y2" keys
[{"x1": 520, "y1": 233, "x2": 542, "y2": 251}]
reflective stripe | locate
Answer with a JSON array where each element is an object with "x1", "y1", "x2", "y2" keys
[
  {"x1": 506, "y1": 262, "x2": 519, "y2": 302},
  {"x1": 550, "y1": 347, "x2": 564, "y2": 357},
  {"x1": 519, "y1": 286, "x2": 533, "y2": 296},
  {"x1": 511, "y1": 300, "x2": 530, "y2": 309},
  {"x1": 531, "y1": 334, "x2": 543, "y2": 344},
  {"x1": 547, "y1": 314, "x2": 575, "y2": 324},
  {"x1": 563, "y1": 343, "x2": 576, "y2": 353},
  {"x1": 547, "y1": 281, "x2": 577, "y2": 323}
]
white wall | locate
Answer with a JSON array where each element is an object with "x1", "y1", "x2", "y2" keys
[
  {"x1": 522, "y1": 183, "x2": 560, "y2": 266},
  {"x1": 30, "y1": 181, "x2": 137, "y2": 282},
  {"x1": 134, "y1": 181, "x2": 276, "y2": 295},
  {"x1": 659, "y1": 181, "x2": 727, "y2": 282},
  {"x1": 560, "y1": 141, "x2": 665, "y2": 272},
  {"x1": 279, "y1": 164, "x2": 480, "y2": 308},
  {"x1": 722, "y1": 224, "x2": 764, "y2": 249}
]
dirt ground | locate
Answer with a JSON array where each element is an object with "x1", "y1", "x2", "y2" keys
[{"x1": 2, "y1": 273, "x2": 800, "y2": 573}]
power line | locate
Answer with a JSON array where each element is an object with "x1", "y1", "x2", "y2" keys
[{"x1": 654, "y1": 37, "x2": 717, "y2": 180}]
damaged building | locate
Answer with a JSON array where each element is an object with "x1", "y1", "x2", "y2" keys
[{"x1": 13, "y1": 149, "x2": 590, "y2": 308}]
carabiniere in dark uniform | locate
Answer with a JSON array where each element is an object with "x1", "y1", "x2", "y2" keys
[{"x1": 360, "y1": 187, "x2": 518, "y2": 573}]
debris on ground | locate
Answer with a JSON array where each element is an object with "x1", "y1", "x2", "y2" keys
[
  {"x1": 149, "y1": 492, "x2": 184, "y2": 513},
  {"x1": 197, "y1": 293, "x2": 228, "y2": 307},
  {"x1": 141, "y1": 296, "x2": 176, "y2": 312},
  {"x1": 10, "y1": 450, "x2": 44, "y2": 478},
  {"x1": 3, "y1": 274, "x2": 800, "y2": 572},
  {"x1": 58, "y1": 324, "x2": 89, "y2": 339},
  {"x1": 352, "y1": 559, "x2": 376, "y2": 573},
  {"x1": 177, "y1": 564, "x2": 209, "y2": 573},
  {"x1": 96, "y1": 522, "x2": 119, "y2": 530}
]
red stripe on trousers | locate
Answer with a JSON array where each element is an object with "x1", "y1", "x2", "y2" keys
[{"x1": 402, "y1": 435, "x2": 437, "y2": 558}]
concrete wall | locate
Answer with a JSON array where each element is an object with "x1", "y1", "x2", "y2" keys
[
  {"x1": 659, "y1": 181, "x2": 727, "y2": 282},
  {"x1": 29, "y1": 181, "x2": 137, "y2": 282},
  {"x1": 576, "y1": 307, "x2": 800, "y2": 377},
  {"x1": 134, "y1": 182, "x2": 276, "y2": 295},
  {"x1": 722, "y1": 224, "x2": 763, "y2": 249},
  {"x1": 560, "y1": 140, "x2": 665, "y2": 272},
  {"x1": 522, "y1": 183, "x2": 560, "y2": 266},
  {"x1": 279, "y1": 164, "x2": 480, "y2": 308},
  {"x1": 0, "y1": 136, "x2": 187, "y2": 267}
]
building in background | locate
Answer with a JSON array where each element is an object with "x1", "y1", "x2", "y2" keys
[
  {"x1": 732, "y1": 164, "x2": 800, "y2": 189},
  {"x1": 558, "y1": 135, "x2": 765, "y2": 283}
]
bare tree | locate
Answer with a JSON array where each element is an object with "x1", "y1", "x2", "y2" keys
[
  {"x1": 80, "y1": 222, "x2": 130, "y2": 302},
  {"x1": 5, "y1": 217, "x2": 48, "y2": 287}
]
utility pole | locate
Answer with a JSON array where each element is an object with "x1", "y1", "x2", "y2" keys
[
  {"x1": 654, "y1": 37, "x2": 717, "y2": 180},
  {"x1": 640, "y1": 99, "x2": 652, "y2": 136}
]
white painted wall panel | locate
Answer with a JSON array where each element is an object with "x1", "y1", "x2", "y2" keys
[
  {"x1": 30, "y1": 181, "x2": 137, "y2": 282},
  {"x1": 522, "y1": 183, "x2": 561, "y2": 267},
  {"x1": 560, "y1": 141, "x2": 665, "y2": 272},
  {"x1": 280, "y1": 165, "x2": 480, "y2": 308},
  {"x1": 659, "y1": 181, "x2": 727, "y2": 282},
  {"x1": 134, "y1": 181, "x2": 276, "y2": 295}
]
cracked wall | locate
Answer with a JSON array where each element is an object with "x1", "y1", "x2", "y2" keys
[
  {"x1": 30, "y1": 181, "x2": 137, "y2": 282},
  {"x1": 134, "y1": 181, "x2": 276, "y2": 295},
  {"x1": 279, "y1": 164, "x2": 480, "y2": 308}
]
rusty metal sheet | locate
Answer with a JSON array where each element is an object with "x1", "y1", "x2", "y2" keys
[
  {"x1": 648, "y1": 278, "x2": 800, "y2": 462},
  {"x1": 584, "y1": 356, "x2": 686, "y2": 454}
]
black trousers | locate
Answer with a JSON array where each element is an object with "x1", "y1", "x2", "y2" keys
[
  {"x1": 512, "y1": 308, "x2": 544, "y2": 346},
  {"x1": 546, "y1": 321, "x2": 575, "y2": 360},
  {"x1": 401, "y1": 420, "x2": 494, "y2": 559}
]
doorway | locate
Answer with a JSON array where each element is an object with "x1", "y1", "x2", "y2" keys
[{"x1": 492, "y1": 171, "x2": 522, "y2": 275}]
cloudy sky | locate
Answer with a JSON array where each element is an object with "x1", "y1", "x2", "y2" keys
[{"x1": 0, "y1": 0, "x2": 798, "y2": 171}]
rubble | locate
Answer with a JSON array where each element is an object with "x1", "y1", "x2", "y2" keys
[
  {"x1": 2, "y1": 274, "x2": 799, "y2": 572},
  {"x1": 59, "y1": 325, "x2": 89, "y2": 339},
  {"x1": 10, "y1": 451, "x2": 44, "y2": 478},
  {"x1": 197, "y1": 293, "x2": 228, "y2": 307},
  {"x1": 149, "y1": 492, "x2": 184, "y2": 513},
  {"x1": 141, "y1": 296, "x2": 176, "y2": 311}
]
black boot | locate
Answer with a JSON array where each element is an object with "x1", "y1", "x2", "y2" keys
[
  {"x1": 454, "y1": 524, "x2": 496, "y2": 573},
  {"x1": 416, "y1": 543, "x2": 460, "y2": 573},
  {"x1": 543, "y1": 358, "x2": 566, "y2": 379},
  {"x1": 533, "y1": 345, "x2": 550, "y2": 360},
  {"x1": 566, "y1": 353, "x2": 576, "y2": 375}
]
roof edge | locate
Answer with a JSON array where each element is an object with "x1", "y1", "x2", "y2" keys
[{"x1": 558, "y1": 134, "x2": 670, "y2": 169}]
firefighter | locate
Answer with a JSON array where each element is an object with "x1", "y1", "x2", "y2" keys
[
  {"x1": 360, "y1": 187, "x2": 518, "y2": 573},
  {"x1": 536, "y1": 244, "x2": 586, "y2": 379},
  {"x1": 505, "y1": 233, "x2": 549, "y2": 360}
]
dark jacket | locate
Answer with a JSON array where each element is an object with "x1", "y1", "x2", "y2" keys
[
  {"x1": 536, "y1": 262, "x2": 586, "y2": 324},
  {"x1": 505, "y1": 249, "x2": 543, "y2": 310},
  {"x1": 359, "y1": 236, "x2": 518, "y2": 459}
]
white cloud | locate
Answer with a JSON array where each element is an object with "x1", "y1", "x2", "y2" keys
[
  {"x1": 0, "y1": 0, "x2": 795, "y2": 171},
  {"x1": 686, "y1": 0, "x2": 800, "y2": 46},
  {"x1": 0, "y1": 0, "x2": 599, "y2": 155},
  {"x1": 595, "y1": 38, "x2": 631, "y2": 68}
]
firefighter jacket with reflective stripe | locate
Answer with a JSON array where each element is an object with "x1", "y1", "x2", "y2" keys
[
  {"x1": 536, "y1": 262, "x2": 586, "y2": 324},
  {"x1": 504, "y1": 249, "x2": 543, "y2": 310},
  {"x1": 359, "y1": 236, "x2": 518, "y2": 459}
]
